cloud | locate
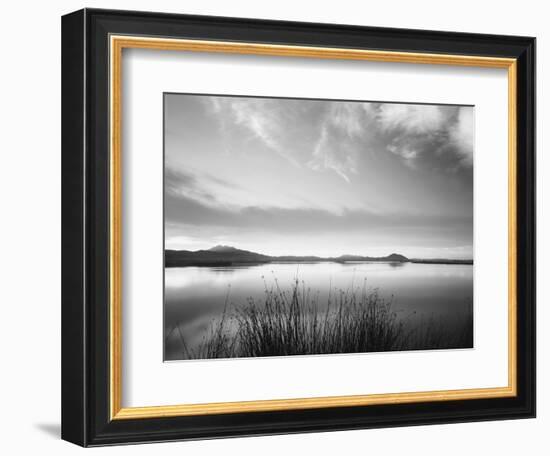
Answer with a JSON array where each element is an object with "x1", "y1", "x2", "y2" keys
[
  {"x1": 165, "y1": 94, "x2": 473, "y2": 257},
  {"x1": 307, "y1": 102, "x2": 377, "y2": 182},
  {"x1": 166, "y1": 189, "x2": 472, "y2": 235},
  {"x1": 208, "y1": 97, "x2": 380, "y2": 183},
  {"x1": 205, "y1": 96, "x2": 473, "y2": 179},
  {"x1": 377, "y1": 104, "x2": 449, "y2": 134},
  {"x1": 207, "y1": 97, "x2": 307, "y2": 166},
  {"x1": 308, "y1": 125, "x2": 358, "y2": 182},
  {"x1": 310, "y1": 102, "x2": 474, "y2": 178},
  {"x1": 378, "y1": 105, "x2": 474, "y2": 171},
  {"x1": 165, "y1": 167, "x2": 240, "y2": 208},
  {"x1": 387, "y1": 144, "x2": 419, "y2": 168},
  {"x1": 329, "y1": 103, "x2": 366, "y2": 138},
  {"x1": 449, "y1": 107, "x2": 474, "y2": 166}
]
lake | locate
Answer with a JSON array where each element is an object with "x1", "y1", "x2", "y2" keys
[{"x1": 164, "y1": 261, "x2": 473, "y2": 360}]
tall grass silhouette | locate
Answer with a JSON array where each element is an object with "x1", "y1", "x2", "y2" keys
[{"x1": 171, "y1": 276, "x2": 473, "y2": 360}]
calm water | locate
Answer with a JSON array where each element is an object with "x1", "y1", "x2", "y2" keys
[{"x1": 164, "y1": 262, "x2": 473, "y2": 360}]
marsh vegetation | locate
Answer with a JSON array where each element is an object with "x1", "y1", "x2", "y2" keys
[{"x1": 167, "y1": 275, "x2": 473, "y2": 360}]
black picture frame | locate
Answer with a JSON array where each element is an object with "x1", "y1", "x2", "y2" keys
[{"x1": 62, "y1": 8, "x2": 536, "y2": 447}]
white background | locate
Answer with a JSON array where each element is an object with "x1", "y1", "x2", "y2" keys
[
  {"x1": 123, "y1": 50, "x2": 509, "y2": 407},
  {"x1": 0, "y1": 0, "x2": 546, "y2": 454}
]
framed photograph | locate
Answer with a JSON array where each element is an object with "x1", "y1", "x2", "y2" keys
[{"x1": 61, "y1": 8, "x2": 535, "y2": 446}]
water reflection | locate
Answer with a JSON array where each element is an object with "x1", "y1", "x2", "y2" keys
[{"x1": 165, "y1": 261, "x2": 473, "y2": 360}]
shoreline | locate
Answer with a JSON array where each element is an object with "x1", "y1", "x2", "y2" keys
[{"x1": 165, "y1": 259, "x2": 474, "y2": 268}]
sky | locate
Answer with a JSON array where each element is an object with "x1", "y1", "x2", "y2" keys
[{"x1": 164, "y1": 93, "x2": 474, "y2": 259}]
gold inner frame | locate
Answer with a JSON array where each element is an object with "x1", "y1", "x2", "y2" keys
[{"x1": 109, "y1": 35, "x2": 518, "y2": 420}]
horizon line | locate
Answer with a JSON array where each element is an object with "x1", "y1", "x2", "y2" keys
[{"x1": 164, "y1": 245, "x2": 474, "y2": 261}]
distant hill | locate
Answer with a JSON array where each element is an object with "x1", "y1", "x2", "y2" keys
[
  {"x1": 165, "y1": 246, "x2": 420, "y2": 267},
  {"x1": 208, "y1": 245, "x2": 242, "y2": 253},
  {"x1": 165, "y1": 246, "x2": 271, "y2": 267},
  {"x1": 333, "y1": 253, "x2": 409, "y2": 263},
  {"x1": 386, "y1": 253, "x2": 410, "y2": 262}
]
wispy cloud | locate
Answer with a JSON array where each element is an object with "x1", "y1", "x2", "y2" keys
[
  {"x1": 329, "y1": 103, "x2": 366, "y2": 138},
  {"x1": 308, "y1": 103, "x2": 376, "y2": 182},
  {"x1": 207, "y1": 98, "x2": 377, "y2": 183},
  {"x1": 378, "y1": 104, "x2": 473, "y2": 171},
  {"x1": 308, "y1": 126, "x2": 357, "y2": 182},
  {"x1": 165, "y1": 94, "x2": 474, "y2": 257},
  {"x1": 165, "y1": 167, "x2": 243, "y2": 209},
  {"x1": 387, "y1": 143, "x2": 419, "y2": 168},
  {"x1": 449, "y1": 107, "x2": 474, "y2": 167},
  {"x1": 205, "y1": 97, "x2": 473, "y2": 181},
  {"x1": 377, "y1": 104, "x2": 450, "y2": 134},
  {"x1": 207, "y1": 97, "x2": 305, "y2": 166},
  {"x1": 166, "y1": 189, "x2": 472, "y2": 235}
]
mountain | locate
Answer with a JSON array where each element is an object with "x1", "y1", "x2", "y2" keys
[
  {"x1": 165, "y1": 246, "x2": 413, "y2": 267},
  {"x1": 165, "y1": 246, "x2": 271, "y2": 267},
  {"x1": 386, "y1": 253, "x2": 409, "y2": 262},
  {"x1": 208, "y1": 245, "x2": 242, "y2": 253}
]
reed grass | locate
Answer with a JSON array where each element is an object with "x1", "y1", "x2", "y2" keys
[{"x1": 173, "y1": 277, "x2": 472, "y2": 359}]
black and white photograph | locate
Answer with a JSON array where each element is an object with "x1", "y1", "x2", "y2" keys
[
  {"x1": 164, "y1": 93, "x2": 475, "y2": 361},
  {"x1": 51, "y1": 3, "x2": 541, "y2": 449}
]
